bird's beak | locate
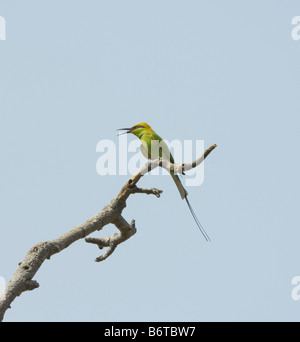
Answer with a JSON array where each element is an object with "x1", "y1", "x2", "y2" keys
[{"x1": 117, "y1": 127, "x2": 132, "y2": 135}]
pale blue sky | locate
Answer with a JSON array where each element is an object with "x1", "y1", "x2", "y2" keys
[{"x1": 1, "y1": 1, "x2": 300, "y2": 321}]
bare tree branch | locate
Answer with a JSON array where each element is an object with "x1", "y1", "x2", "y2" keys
[{"x1": 0, "y1": 143, "x2": 217, "y2": 322}]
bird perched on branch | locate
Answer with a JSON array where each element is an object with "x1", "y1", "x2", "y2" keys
[{"x1": 118, "y1": 122, "x2": 210, "y2": 241}]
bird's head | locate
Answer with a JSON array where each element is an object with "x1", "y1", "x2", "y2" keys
[{"x1": 118, "y1": 122, "x2": 151, "y2": 138}]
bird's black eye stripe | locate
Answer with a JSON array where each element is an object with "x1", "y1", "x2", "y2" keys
[{"x1": 133, "y1": 125, "x2": 145, "y2": 129}]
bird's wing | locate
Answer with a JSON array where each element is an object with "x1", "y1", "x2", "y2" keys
[
  {"x1": 140, "y1": 140, "x2": 149, "y2": 159},
  {"x1": 149, "y1": 132, "x2": 175, "y2": 163}
]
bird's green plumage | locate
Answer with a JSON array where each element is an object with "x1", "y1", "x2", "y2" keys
[
  {"x1": 134, "y1": 124, "x2": 186, "y2": 199},
  {"x1": 118, "y1": 122, "x2": 210, "y2": 241},
  {"x1": 140, "y1": 130, "x2": 175, "y2": 163}
]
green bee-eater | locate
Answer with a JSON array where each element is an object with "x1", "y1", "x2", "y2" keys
[{"x1": 118, "y1": 122, "x2": 210, "y2": 241}]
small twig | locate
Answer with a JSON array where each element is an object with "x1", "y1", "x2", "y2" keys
[
  {"x1": 24, "y1": 280, "x2": 39, "y2": 292},
  {"x1": 130, "y1": 186, "x2": 163, "y2": 198},
  {"x1": 85, "y1": 217, "x2": 137, "y2": 261},
  {"x1": 95, "y1": 245, "x2": 117, "y2": 262}
]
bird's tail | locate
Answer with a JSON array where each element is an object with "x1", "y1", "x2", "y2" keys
[
  {"x1": 171, "y1": 173, "x2": 188, "y2": 199},
  {"x1": 185, "y1": 196, "x2": 210, "y2": 241},
  {"x1": 171, "y1": 174, "x2": 210, "y2": 241}
]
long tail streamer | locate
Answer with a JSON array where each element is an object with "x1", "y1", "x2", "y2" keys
[{"x1": 185, "y1": 197, "x2": 211, "y2": 242}]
